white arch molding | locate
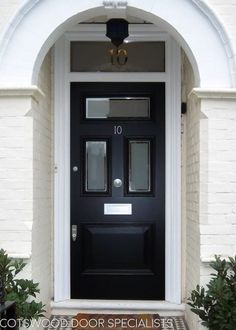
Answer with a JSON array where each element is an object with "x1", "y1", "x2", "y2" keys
[{"x1": 0, "y1": 0, "x2": 235, "y2": 87}]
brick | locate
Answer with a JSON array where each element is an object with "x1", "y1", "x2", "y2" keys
[
  {"x1": 0, "y1": 51, "x2": 52, "y2": 317},
  {"x1": 200, "y1": 224, "x2": 234, "y2": 235},
  {"x1": 201, "y1": 235, "x2": 236, "y2": 245},
  {"x1": 201, "y1": 245, "x2": 234, "y2": 257}
]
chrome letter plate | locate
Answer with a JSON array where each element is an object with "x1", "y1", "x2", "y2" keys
[{"x1": 104, "y1": 203, "x2": 132, "y2": 215}]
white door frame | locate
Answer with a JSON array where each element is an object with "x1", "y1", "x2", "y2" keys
[{"x1": 54, "y1": 24, "x2": 181, "y2": 306}]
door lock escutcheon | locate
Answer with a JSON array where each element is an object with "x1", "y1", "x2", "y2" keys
[{"x1": 72, "y1": 225, "x2": 77, "y2": 242}]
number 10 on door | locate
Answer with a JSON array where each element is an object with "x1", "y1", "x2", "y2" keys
[{"x1": 114, "y1": 125, "x2": 123, "y2": 135}]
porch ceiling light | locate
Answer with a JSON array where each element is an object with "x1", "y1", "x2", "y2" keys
[{"x1": 106, "y1": 19, "x2": 129, "y2": 47}]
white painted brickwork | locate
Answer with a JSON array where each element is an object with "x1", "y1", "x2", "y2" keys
[
  {"x1": 185, "y1": 94, "x2": 201, "y2": 330},
  {"x1": 0, "y1": 96, "x2": 33, "y2": 257},
  {"x1": 200, "y1": 99, "x2": 236, "y2": 260},
  {"x1": 0, "y1": 53, "x2": 52, "y2": 323},
  {"x1": 31, "y1": 51, "x2": 53, "y2": 316}
]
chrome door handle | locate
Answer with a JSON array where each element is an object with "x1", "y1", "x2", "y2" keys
[{"x1": 72, "y1": 225, "x2": 77, "y2": 242}]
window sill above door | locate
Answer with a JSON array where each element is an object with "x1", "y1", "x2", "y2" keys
[{"x1": 51, "y1": 300, "x2": 185, "y2": 316}]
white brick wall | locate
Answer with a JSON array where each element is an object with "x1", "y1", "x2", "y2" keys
[
  {"x1": 0, "y1": 50, "x2": 52, "y2": 320},
  {"x1": 200, "y1": 99, "x2": 236, "y2": 261},
  {"x1": 31, "y1": 50, "x2": 53, "y2": 316},
  {"x1": 181, "y1": 52, "x2": 201, "y2": 330},
  {"x1": 184, "y1": 94, "x2": 201, "y2": 330},
  {"x1": 0, "y1": 96, "x2": 33, "y2": 257},
  {"x1": 183, "y1": 95, "x2": 236, "y2": 329},
  {"x1": 181, "y1": 32, "x2": 236, "y2": 328}
]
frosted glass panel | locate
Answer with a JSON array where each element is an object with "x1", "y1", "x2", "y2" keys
[
  {"x1": 86, "y1": 98, "x2": 150, "y2": 119},
  {"x1": 86, "y1": 141, "x2": 107, "y2": 192},
  {"x1": 71, "y1": 42, "x2": 165, "y2": 72},
  {"x1": 129, "y1": 140, "x2": 151, "y2": 192}
]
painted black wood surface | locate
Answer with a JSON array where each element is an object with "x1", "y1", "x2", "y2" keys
[{"x1": 71, "y1": 83, "x2": 165, "y2": 300}]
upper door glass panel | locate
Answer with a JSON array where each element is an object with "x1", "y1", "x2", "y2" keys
[
  {"x1": 71, "y1": 41, "x2": 165, "y2": 72},
  {"x1": 86, "y1": 97, "x2": 150, "y2": 119},
  {"x1": 85, "y1": 140, "x2": 108, "y2": 193},
  {"x1": 128, "y1": 140, "x2": 151, "y2": 193}
]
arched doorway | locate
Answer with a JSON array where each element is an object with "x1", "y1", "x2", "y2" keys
[
  {"x1": 0, "y1": 0, "x2": 234, "y2": 323},
  {"x1": 0, "y1": 0, "x2": 234, "y2": 87}
]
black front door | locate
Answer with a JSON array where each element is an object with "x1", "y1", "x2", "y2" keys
[{"x1": 71, "y1": 82, "x2": 165, "y2": 300}]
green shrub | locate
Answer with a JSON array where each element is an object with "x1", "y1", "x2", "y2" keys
[
  {"x1": 0, "y1": 249, "x2": 45, "y2": 326},
  {"x1": 188, "y1": 255, "x2": 236, "y2": 330}
]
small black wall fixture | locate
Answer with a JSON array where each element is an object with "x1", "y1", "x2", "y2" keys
[
  {"x1": 106, "y1": 19, "x2": 129, "y2": 47},
  {"x1": 181, "y1": 102, "x2": 187, "y2": 114}
]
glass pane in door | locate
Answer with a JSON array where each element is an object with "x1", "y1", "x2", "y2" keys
[
  {"x1": 86, "y1": 97, "x2": 150, "y2": 119},
  {"x1": 85, "y1": 141, "x2": 107, "y2": 192},
  {"x1": 129, "y1": 140, "x2": 151, "y2": 192}
]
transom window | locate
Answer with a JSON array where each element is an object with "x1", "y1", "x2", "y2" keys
[{"x1": 70, "y1": 41, "x2": 165, "y2": 72}]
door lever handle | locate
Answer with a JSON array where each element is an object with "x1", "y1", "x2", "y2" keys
[{"x1": 72, "y1": 225, "x2": 77, "y2": 242}]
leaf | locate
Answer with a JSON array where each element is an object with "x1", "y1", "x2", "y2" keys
[
  {"x1": 191, "y1": 308, "x2": 208, "y2": 320},
  {"x1": 188, "y1": 254, "x2": 236, "y2": 329},
  {"x1": 0, "y1": 250, "x2": 45, "y2": 323}
]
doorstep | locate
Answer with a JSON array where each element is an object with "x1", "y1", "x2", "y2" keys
[{"x1": 51, "y1": 300, "x2": 185, "y2": 317}]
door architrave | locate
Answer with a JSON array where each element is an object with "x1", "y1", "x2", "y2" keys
[{"x1": 54, "y1": 24, "x2": 181, "y2": 305}]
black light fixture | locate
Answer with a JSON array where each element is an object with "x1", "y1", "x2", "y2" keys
[{"x1": 106, "y1": 19, "x2": 129, "y2": 47}]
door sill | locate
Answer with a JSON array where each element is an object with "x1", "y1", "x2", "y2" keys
[{"x1": 51, "y1": 300, "x2": 185, "y2": 316}]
